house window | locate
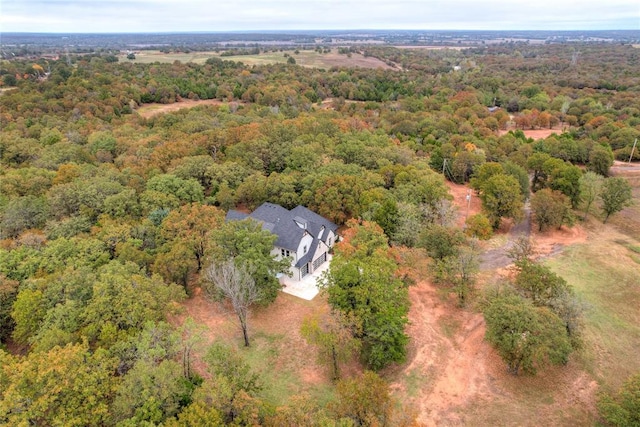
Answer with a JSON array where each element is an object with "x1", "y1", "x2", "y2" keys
[
  {"x1": 303, "y1": 245, "x2": 307, "y2": 254},
  {"x1": 328, "y1": 237, "x2": 332, "y2": 246},
  {"x1": 281, "y1": 249, "x2": 290, "y2": 257}
]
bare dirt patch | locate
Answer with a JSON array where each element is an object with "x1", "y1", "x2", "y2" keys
[
  {"x1": 533, "y1": 224, "x2": 588, "y2": 259},
  {"x1": 312, "y1": 51, "x2": 394, "y2": 69},
  {"x1": 136, "y1": 99, "x2": 241, "y2": 119},
  {"x1": 445, "y1": 181, "x2": 482, "y2": 228},
  {"x1": 498, "y1": 128, "x2": 563, "y2": 140}
]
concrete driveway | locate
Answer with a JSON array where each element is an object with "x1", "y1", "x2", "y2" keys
[{"x1": 280, "y1": 255, "x2": 332, "y2": 300}]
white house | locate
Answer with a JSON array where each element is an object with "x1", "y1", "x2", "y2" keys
[{"x1": 225, "y1": 203, "x2": 338, "y2": 281}]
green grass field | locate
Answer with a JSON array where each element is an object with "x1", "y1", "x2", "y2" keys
[{"x1": 545, "y1": 228, "x2": 640, "y2": 393}]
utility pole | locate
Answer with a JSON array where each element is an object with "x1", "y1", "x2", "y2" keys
[
  {"x1": 629, "y1": 138, "x2": 638, "y2": 163},
  {"x1": 463, "y1": 190, "x2": 471, "y2": 230}
]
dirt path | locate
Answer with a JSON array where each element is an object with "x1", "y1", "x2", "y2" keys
[{"x1": 479, "y1": 201, "x2": 531, "y2": 270}]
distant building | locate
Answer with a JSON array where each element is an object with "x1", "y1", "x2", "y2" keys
[{"x1": 226, "y1": 203, "x2": 338, "y2": 281}]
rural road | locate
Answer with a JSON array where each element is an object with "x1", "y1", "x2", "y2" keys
[{"x1": 479, "y1": 201, "x2": 531, "y2": 270}]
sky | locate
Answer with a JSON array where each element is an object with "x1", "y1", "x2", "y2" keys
[{"x1": 1, "y1": 0, "x2": 639, "y2": 33}]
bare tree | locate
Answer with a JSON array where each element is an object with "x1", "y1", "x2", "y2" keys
[{"x1": 204, "y1": 259, "x2": 260, "y2": 347}]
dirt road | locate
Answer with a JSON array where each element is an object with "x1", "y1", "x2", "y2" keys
[{"x1": 479, "y1": 201, "x2": 531, "y2": 270}]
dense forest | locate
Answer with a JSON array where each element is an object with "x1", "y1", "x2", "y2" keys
[{"x1": 1, "y1": 42, "x2": 639, "y2": 426}]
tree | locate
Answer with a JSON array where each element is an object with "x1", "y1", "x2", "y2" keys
[
  {"x1": 112, "y1": 359, "x2": 189, "y2": 425},
  {"x1": 418, "y1": 224, "x2": 465, "y2": 260},
  {"x1": 204, "y1": 259, "x2": 261, "y2": 347},
  {"x1": 331, "y1": 371, "x2": 396, "y2": 427},
  {"x1": 483, "y1": 293, "x2": 572, "y2": 375},
  {"x1": 212, "y1": 219, "x2": 290, "y2": 306},
  {"x1": 579, "y1": 171, "x2": 604, "y2": 221},
  {"x1": 479, "y1": 174, "x2": 524, "y2": 229},
  {"x1": 440, "y1": 245, "x2": 480, "y2": 306},
  {"x1": 588, "y1": 144, "x2": 614, "y2": 177},
  {"x1": 0, "y1": 275, "x2": 19, "y2": 344},
  {"x1": 530, "y1": 188, "x2": 573, "y2": 231},
  {"x1": 164, "y1": 402, "x2": 224, "y2": 427},
  {"x1": 197, "y1": 342, "x2": 263, "y2": 425},
  {"x1": 465, "y1": 213, "x2": 493, "y2": 240},
  {"x1": 0, "y1": 195, "x2": 49, "y2": 238},
  {"x1": 597, "y1": 372, "x2": 640, "y2": 427},
  {"x1": 0, "y1": 343, "x2": 117, "y2": 427},
  {"x1": 600, "y1": 177, "x2": 633, "y2": 223},
  {"x1": 160, "y1": 203, "x2": 225, "y2": 272},
  {"x1": 301, "y1": 309, "x2": 359, "y2": 381},
  {"x1": 322, "y1": 221, "x2": 409, "y2": 370},
  {"x1": 514, "y1": 261, "x2": 569, "y2": 307}
]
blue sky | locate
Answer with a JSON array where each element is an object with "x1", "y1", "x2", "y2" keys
[{"x1": 1, "y1": 0, "x2": 639, "y2": 33}]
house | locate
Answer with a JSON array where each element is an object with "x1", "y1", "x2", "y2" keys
[{"x1": 226, "y1": 203, "x2": 339, "y2": 281}]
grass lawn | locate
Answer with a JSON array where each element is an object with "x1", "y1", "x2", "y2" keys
[{"x1": 545, "y1": 228, "x2": 640, "y2": 393}]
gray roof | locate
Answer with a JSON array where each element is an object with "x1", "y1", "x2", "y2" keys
[
  {"x1": 226, "y1": 203, "x2": 338, "y2": 252},
  {"x1": 290, "y1": 205, "x2": 338, "y2": 243}
]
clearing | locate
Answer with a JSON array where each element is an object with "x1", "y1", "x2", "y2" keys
[
  {"x1": 499, "y1": 127, "x2": 564, "y2": 140},
  {"x1": 173, "y1": 175, "x2": 639, "y2": 425},
  {"x1": 123, "y1": 49, "x2": 394, "y2": 70},
  {"x1": 135, "y1": 99, "x2": 242, "y2": 119}
]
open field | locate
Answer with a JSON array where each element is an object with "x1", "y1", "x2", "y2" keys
[
  {"x1": 135, "y1": 99, "x2": 242, "y2": 119},
  {"x1": 121, "y1": 50, "x2": 219, "y2": 64},
  {"x1": 122, "y1": 49, "x2": 394, "y2": 69},
  {"x1": 546, "y1": 226, "x2": 640, "y2": 393},
  {"x1": 499, "y1": 127, "x2": 565, "y2": 140}
]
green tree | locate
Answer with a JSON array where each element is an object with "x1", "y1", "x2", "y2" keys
[
  {"x1": 465, "y1": 213, "x2": 493, "y2": 240},
  {"x1": 479, "y1": 174, "x2": 524, "y2": 229},
  {"x1": 597, "y1": 372, "x2": 640, "y2": 427},
  {"x1": 81, "y1": 261, "x2": 185, "y2": 343},
  {"x1": 439, "y1": 245, "x2": 480, "y2": 306},
  {"x1": 418, "y1": 224, "x2": 465, "y2": 260},
  {"x1": 0, "y1": 195, "x2": 49, "y2": 238},
  {"x1": 531, "y1": 188, "x2": 573, "y2": 231},
  {"x1": 470, "y1": 162, "x2": 504, "y2": 192},
  {"x1": 164, "y1": 402, "x2": 224, "y2": 427},
  {"x1": 301, "y1": 309, "x2": 360, "y2": 381},
  {"x1": 212, "y1": 219, "x2": 290, "y2": 305},
  {"x1": 323, "y1": 221, "x2": 409, "y2": 370},
  {"x1": 579, "y1": 171, "x2": 604, "y2": 221},
  {"x1": 160, "y1": 203, "x2": 224, "y2": 272},
  {"x1": 0, "y1": 343, "x2": 117, "y2": 427},
  {"x1": 483, "y1": 293, "x2": 572, "y2": 375},
  {"x1": 195, "y1": 342, "x2": 264, "y2": 425},
  {"x1": 514, "y1": 261, "x2": 569, "y2": 307},
  {"x1": 588, "y1": 144, "x2": 614, "y2": 177},
  {"x1": 331, "y1": 371, "x2": 396, "y2": 427},
  {"x1": 113, "y1": 359, "x2": 189, "y2": 425},
  {"x1": 600, "y1": 177, "x2": 633, "y2": 223},
  {"x1": 0, "y1": 275, "x2": 19, "y2": 344}
]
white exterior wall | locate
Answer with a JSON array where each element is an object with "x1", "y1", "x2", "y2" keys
[
  {"x1": 296, "y1": 233, "x2": 314, "y2": 261},
  {"x1": 326, "y1": 230, "x2": 336, "y2": 248}
]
